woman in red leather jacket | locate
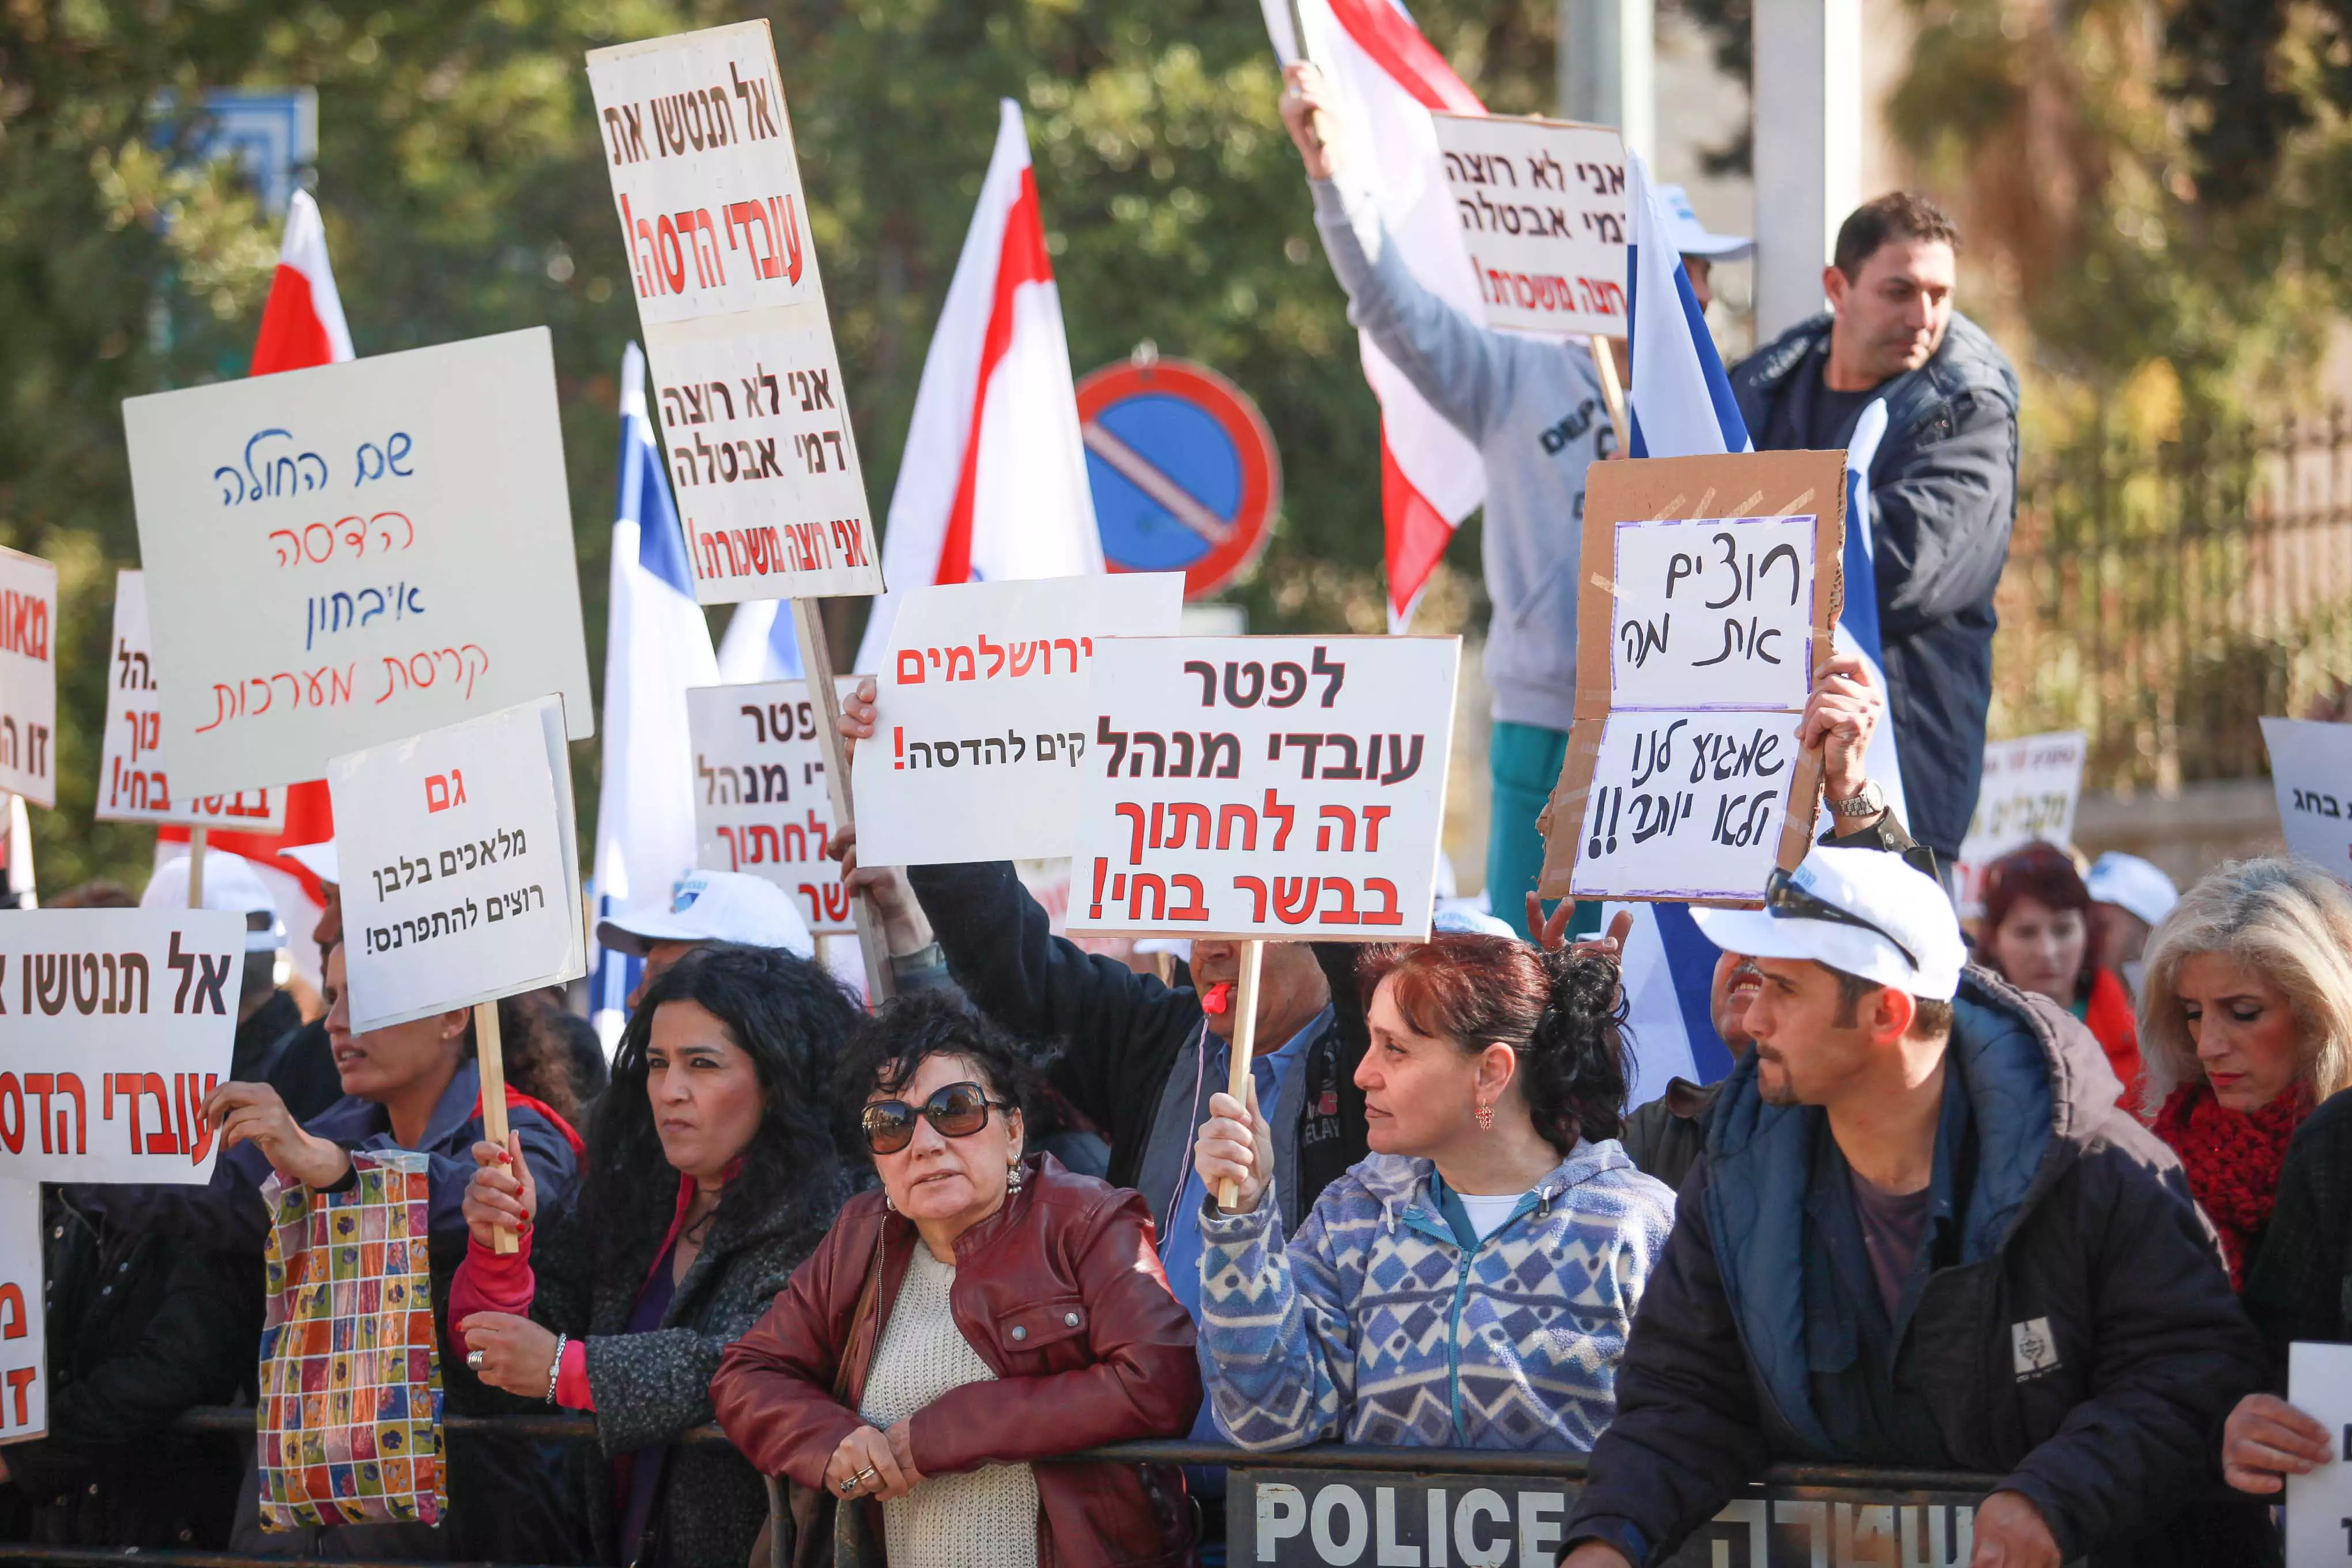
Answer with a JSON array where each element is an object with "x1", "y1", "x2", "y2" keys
[{"x1": 713, "y1": 993, "x2": 1201, "y2": 1567}]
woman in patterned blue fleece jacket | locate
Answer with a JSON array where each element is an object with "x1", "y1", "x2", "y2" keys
[{"x1": 1193, "y1": 934, "x2": 1676, "y2": 1451}]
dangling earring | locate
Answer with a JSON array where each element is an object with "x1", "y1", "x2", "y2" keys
[
  {"x1": 1474, "y1": 1103, "x2": 1494, "y2": 1132},
  {"x1": 1005, "y1": 1161, "x2": 1024, "y2": 1194},
  {"x1": 883, "y1": 1192, "x2": 895, "y2": 1213}
]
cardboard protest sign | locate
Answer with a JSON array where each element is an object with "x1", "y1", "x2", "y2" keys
[
  {"x1": 687, "y1": 677, "x2": 860, "y2": 933},
  {"x1": 1542, "y1": 450, "x2": 1846, "y2": 903},
  {"x1": 586, "y1": 22, "x2": 881, "y2": 603},
  {"x1": 0, "y1": 547, "x2": 56, "y2": 809},
  {"x1": 331, "y1": 696, "x2": 584, "y2": 1032},
  {"x1": 2263, "y1": 717, "x2": 2352, "y2": 887},
  {"x1": 96, "y1": 571, "x2": 287, "y2": 830},
  {"x1": 1065, "y1": 636, "x2": 1458, "y2": 941},
  {"x1": 1954, "y1": 730, "x2": 2087, "y2": 915},
  {"x1": 853, "y1": 574, "x2": 1186, "y2": 866},
  {"x1": 1431, "y1": 114, "x2": 1627, "y2": 338},
  {"x1": 2287, "y1": 1340, "x2": 2352, "y2": 1564},
  {"x1": 0, "y1": 1182, "x2": 41, "y2": 1443},
  {"x1": 122, "y1": 329, "x2": 594, "y2": 798},
  {"x1": 0, "y1": 907, "x2": 244, "y2": 1183}
]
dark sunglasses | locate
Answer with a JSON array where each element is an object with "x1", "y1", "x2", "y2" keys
[
  {"x1": 1762, "y1": 868, "x2": 1920, "y2": 971},
  {"x1": 861, "y1": 1081, "x2": 1012, "y2": 1155}
]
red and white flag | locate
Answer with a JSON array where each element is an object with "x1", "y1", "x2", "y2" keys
[
  {"x1": 854, "y1": 100, "x2": 1100, "y2": 670},
  {"x1": 159, "y1": 189, "x2": 352, "y2": 978},
  {"x1": 1263, "y1": 0, "x2": 1487, "y2": 627}
]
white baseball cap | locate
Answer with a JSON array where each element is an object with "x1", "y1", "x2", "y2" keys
[
  {"x1": 281, "y1": 838, "x2": 339, "y2": 887},
  {"x1": 142, "y1": 850, "x2": 287, "y2": 953},
  {"x1": 1433, "y1": 903, "x2": 1518, "y2": 940},
  {"x1": 2086, "y1": 853, "x2": 2179, "y2": 930},
  {"x1": 1656, "y1": 184, "x2": 1754, "y2": 261},
  {"x1": 595, "y1": 870, "x2": 815, "y2": 960},
  {"x1": 1692, "y1": 846, "x2": 1967, "y2": 1000}
]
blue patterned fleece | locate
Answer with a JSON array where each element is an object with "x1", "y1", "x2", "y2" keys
[{"x1": 1197, "y1": 1142, "x2": 1677, "y2": 1452}]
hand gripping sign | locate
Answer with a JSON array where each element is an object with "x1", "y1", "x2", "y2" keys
[
  {"x1": 687, "y1": 677, "x2": 861, "y2": 934},
  {"x1": 852, "y1": 574, "x2": 1186, "y2": 866},
  {"x1": 586, "y1": 21, "x2": 881, "y2": 603},
  {"x1": 97, "y1": 571, "x2": 287, "y2": 830},
  {"x1": 1540, "y1": 449, "x2": 1847, "y2": 904},
  {"x1": 0, "y1": 907, "x2": 244, "y2": 1183},
  {"x1": 0, "y1": 546, "x2": 57, "y2": 809},
  {"x1": 122, "y1": 328, "x2": 595, "y2": 799},
  {"x1": 1431, "y1": 113, "x2": 1628, "y2": 338}
]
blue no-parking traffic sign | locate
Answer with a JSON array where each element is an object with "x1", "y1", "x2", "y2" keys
[{"x1": 1076, "y1": 357, "x2": 1281, "y2": 600}]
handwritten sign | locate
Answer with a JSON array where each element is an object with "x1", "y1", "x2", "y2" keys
[
  {"x1": 853, "y1": 574, "x2": 1185, "y2": 866},
  {"x1": 1065, "y1": 636, "x2": 1458, "y2": 941},
  {"x1": 122, "y1": 329, "x2": 594, "y2": 798},
  {"x1": 1430, "y1": 113, "x2": 1627, "y2": 337},
  {"x1": 1955, "y1": 730, "x2": 2087, "y2": 914},
  {"x1": 331, "y1": 696, "x2": 585, "y2": 1032},
  {"x1": 0, "y1": 907, "x2": 244, "y2": 1183},
  {"x1": 0, "y1": 1182, "x2": 41, "y2": 1444},
  {"x1": 1543, "y1": 450, "x2": 1845, "y2": 904},
  {"x1": 686, "y1": 677, "x2": 859, "y2": 934},
  {"x1": 2263, "y1": 717, "x2": 2352, "y2": 888},
  {"x1": 586, "y1": 22, "x2": 881, "y2": 603},
  {"x1": 95, "y1": 571, "x2": 286, "y2": 829},
  {"x1": 0, "y1": 547, "x2": 56, "y2": 809},
  {"x1": 2287, "y1": 1341, "x2": 2352, "y2": 1565}
]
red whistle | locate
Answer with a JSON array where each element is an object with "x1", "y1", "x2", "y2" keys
[{"x1": 1201, "y1": 981, "x2": 1235, "y2": 1017}]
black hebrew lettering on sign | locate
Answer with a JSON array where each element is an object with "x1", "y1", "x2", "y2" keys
[{"x1": 1610, "y1": 515, "x2": 1818, "y2": 711}]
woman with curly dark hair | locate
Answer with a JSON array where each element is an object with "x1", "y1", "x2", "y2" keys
[
  {"x1": 448, "y1": 943, "x2": 863, "y2": 1567},
  {"x1": 1190, "y1": 935, "x2": 1677, "y2": 1451}
]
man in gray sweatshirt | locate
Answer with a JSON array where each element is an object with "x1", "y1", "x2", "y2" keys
[{"x1": 1279, "y1": 64, "x2": 1747, "y2": 936}]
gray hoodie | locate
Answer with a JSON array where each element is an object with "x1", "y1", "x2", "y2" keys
[{"x1": 1311, "y1": 177, "x2": 1612, "y2": 733}]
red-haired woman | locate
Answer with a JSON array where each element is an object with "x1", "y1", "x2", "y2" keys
[{"x1": 1978, "y1": 841, "x2": 2143, "y2": 1103}]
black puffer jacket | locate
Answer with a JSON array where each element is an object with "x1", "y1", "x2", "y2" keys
[
  {"x1": 1569, "y1": 969, "x2": 2266, "y2": 1566},
  {"x1": 1731, "y1": 311, "x2": 2021, "y2": 860}
]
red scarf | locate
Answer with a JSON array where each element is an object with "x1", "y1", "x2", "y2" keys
[{"x1": 2151, "y1": 1081, "x2": 2309, "y2": 1290}]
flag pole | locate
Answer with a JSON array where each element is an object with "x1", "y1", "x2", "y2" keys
[
  {"x1": 790, "y1": 600, "x2": 897, "y2": 1006},
  {"x1": 1285, "y1": 0, "x2": 1336, "y2": 150},
  {"x1": 1215, "y1": 940, "x2": 1265, "y2": 1211}
]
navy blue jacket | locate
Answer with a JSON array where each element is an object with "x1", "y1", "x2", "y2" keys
[
  {"x1": 1567, "y1": 970, "x2": 2265, "y2": 1566},
  {"x1": 1731, "y1": 312, "x2": 2020, "y2": 859}
]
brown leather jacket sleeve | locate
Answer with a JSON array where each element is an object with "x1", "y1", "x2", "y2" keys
[
  {"x1": 908, "y1": 1189, "x2": 1201, "y2": 1478},
  {"x1": 710, "y1": 1205, "x2": 873, "y2": 1489}
]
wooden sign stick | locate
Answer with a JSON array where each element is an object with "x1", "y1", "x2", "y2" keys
[
  {"x1": 1589, "y1": 337, "x2": 1630, "y2": 448},
  {"x1": 789, "y1": 598, "x2": 896, "y2": 1006},
  {"x1": 473, "y1": 1000, "x2": 518, "y2": 1254},
  {"x1": 187, "y1": 826, "x2": 207, "y2": 909},
  {"x1": 1215, "y1": 939, "x2": 1267, "y2": 1211}
]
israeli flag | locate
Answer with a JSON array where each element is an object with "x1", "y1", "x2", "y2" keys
[
  {"x1": 715, "y1": 597, "x2": 805, "y2": 683},
  {"x1": 590, "y1": 344, "x2": 719, "y2": 1049},
  {"x1": 1610, "y1": 156, "x2": 1905, "y2": 1105}
]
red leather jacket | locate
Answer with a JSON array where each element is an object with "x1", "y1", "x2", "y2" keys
[{"x1": 712, "y1": 1155, "x2": 1200, "y2": 1566}]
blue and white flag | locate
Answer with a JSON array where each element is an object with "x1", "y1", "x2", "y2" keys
[
  {"x1": 1610, "y1": 154, "x2": 1904, "y2": 1105},
  {"x1": 714, "y1": 597, "x2": 805, "y2": 684},
  {"x1": 590, "y1": 343, "x2": 719, "y2": 1048}
]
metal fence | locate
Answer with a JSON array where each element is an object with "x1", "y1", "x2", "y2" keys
[{"x1": 1994, "y1": 406, "x2": 2352, "y2": 791}]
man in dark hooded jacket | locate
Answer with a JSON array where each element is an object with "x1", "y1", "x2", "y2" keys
[
  {"x1": 1562, "y1": 846, "x2": 2264, "y2": 1568},
  {"x1": 1730, "y1": 193, "x2": 2019, "y2": 876}
]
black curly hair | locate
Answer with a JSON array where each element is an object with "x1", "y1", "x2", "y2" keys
[
  {"x1": 1358, "y1": 935, "x2": 1630, "y2": 1153},
  {"x1": 832, "y1": 991, "x2": 1050, "y2": 1158}
]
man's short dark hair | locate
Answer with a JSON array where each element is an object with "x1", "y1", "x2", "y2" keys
[
  {"x1": 1827, "y1": 964, "x2": 1954, "y2": 1038},
  {"x1": 1833, "y1": 192, "x2": 1959, "y2": 281}
]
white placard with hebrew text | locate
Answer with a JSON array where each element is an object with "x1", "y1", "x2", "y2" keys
[
  {"x1": 1567, "y1": 710, "x2": 1799, "y2": 902},
  {"x1": 2264, "y1": 718, "x2": 2352, "y2": 889},
  {"x1": 1954, "y1": 730, "x2": 2087, "y2": 915},
  {"x1": 0, "y1": 1181, "x2": 42, "y2": 1444},
  {"x1": 1066, "y1": 636, "x2": 1458, "y2": 941},
  {"x1": 96, "y1": 572, "x2": 287, "y2": 829},
  {"x1": 853, "y1": 574, "x2": 1186, "y2": 866},
  {"x1": 1431, "y1": 113, "x2": 1626, "y2": 337},
  {"x1": 2287, "y1": 1341, "x2": 2352, "y2": 1565},
  {"x1": 0, "y1": 548, "x2": 56, "y2": 809},
  {"x1": 331, "y1": 696, "x2": 584, "y2": 1032},
  {"x1": 687, "y1": 678, "x2": 858, "y2": 934},
  {"x1": 1609, "y1": 514, "x2": 1820, "y2": 712}
]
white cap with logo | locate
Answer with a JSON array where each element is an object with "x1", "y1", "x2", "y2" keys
[
  {"x1": 281, "y1": 839, "x2": 340, "y2": 887},
  {"x1": 2085, "y1": 853, "x2": 2178, "y2": 930},
  {"x1": 595, "y1": 870, "x2": 815, "y2": 960},
  {"x1": 142, "y1": 850, "x2": 287, "y2": 953},
  {"x1": 1691, "y1": 846, "x2": 1967, "y2": 1000},
  {"x1": 1656, "y1": 184, "x2": 1754, "y2": 261}
]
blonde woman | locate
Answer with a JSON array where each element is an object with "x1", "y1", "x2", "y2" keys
[{"x1": 2140, "y1": 857, "x2": 2352, "y2": 1291}]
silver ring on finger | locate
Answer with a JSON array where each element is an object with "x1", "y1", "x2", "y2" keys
[
  {"x1": 466, "y1": 1350, "x2": 486, "y2": 1371},
  {"x1": 838, "y1": 1476, "x2": 858, "y2": 1495}
]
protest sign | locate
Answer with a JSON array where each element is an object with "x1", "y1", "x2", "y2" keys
[
  {"x1": 1065, "y1": 636, "x2": 1458, "y2": 941},
  {"x1": 0, "y1": 1182, "x2": 40, "y2": 1444},
  {"x1": 853, "y1": 574, "x2": 1186, "y2": 866},
  {"x1": 0, "y1": 547, "x2": 56, "y2": 809},
  {"x1": 96, "y1": 571, "x2": 286, "y2": 830},
  {"x1": 1543, "y1": 450, "x2": 1846, "y2": 903},
  {"x1": 586, "y1": 21, "x2": 881, "y2": 602},
  {"x1": 330, "y1": 696, "x2": 584, "y2": 1032},
  {"x1": 2287, "y1": 1341, "x2": 2352, "y2": 1565},
  {"x1": 1954, "y1": 730, "x2": 2087, "y2": 914},
  {"x1": 2264, "y1": 717, "x2": 2352, "y2": 887},
  {"x1": 122, "y1": 329, "x2": 594, "y2": 798},
  {"x1": 687, "y1": 677, "x2": 860, "y2": 933},
  {"x1": 0, "y1": 907, "x2": 244, "y2": 1183},
  {"x1": 1431, "y1": 113, "x2": 1627, "y2": 338}
]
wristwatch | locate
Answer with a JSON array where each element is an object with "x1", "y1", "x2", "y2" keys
[{"x1": 1826, "y1": 779, "x2": 1886, "y2": 818}]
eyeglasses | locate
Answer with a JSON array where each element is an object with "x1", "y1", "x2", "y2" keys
[
  {"x1": 861, "y1": 1081, "x2": 1012, "y2": 1156},
  {"x1": 1762, "y1": 868, "x2": 1919, "y2": 971}
]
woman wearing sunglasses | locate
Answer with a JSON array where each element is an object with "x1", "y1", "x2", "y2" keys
[
  {"x1": 715, "y1": 992, "x2": 1201, "y2": 1567},
  {"x1": 448, "y1": 943, "x2": 864, "y2": 1568}
]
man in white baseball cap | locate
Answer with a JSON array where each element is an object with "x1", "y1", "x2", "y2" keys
[
  {"x1": 1563, "y1": 846, "x2": 2267, "y2": 1568},
  {"x1": 2085, "y1": 851, "x2": 2178, "y2": 1000},
  {"x1": 1652, "y1": 183, "x2": 1752, "y2": 312},
  {"x1": 597, "y1": 870, "x2": 815, "y2": 1009}
]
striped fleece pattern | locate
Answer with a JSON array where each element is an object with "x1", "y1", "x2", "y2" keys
[{"x1": 1197, "y1": 1143, "x2": 1675, "y2": 1452}]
